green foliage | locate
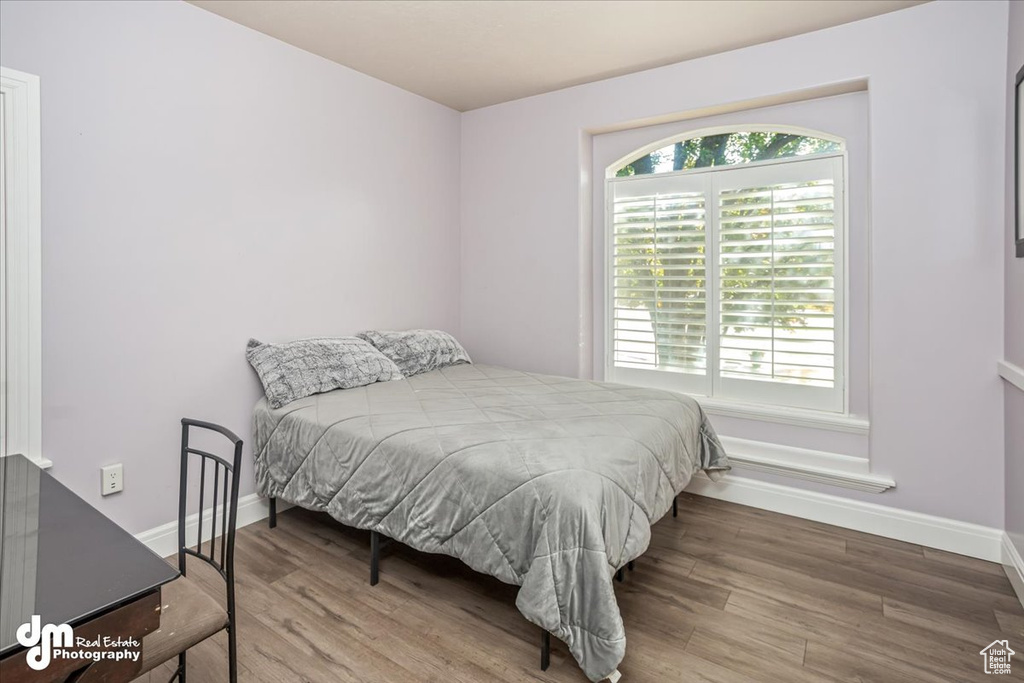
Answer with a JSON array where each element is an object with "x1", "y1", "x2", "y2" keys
[{"x1": 615, "y1": 132, "x2": 839, "y2": 177}]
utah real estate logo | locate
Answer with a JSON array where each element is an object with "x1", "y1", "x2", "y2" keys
[{"x1": 980, "y1": 640, "x2": 1015, "y2": 675}]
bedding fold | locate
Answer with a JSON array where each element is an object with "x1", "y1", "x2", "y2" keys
[{"x1": 253, "y1": 363, "x2": 728, "y2": 681}]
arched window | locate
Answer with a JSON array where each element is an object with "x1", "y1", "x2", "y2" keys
[
  {"x1": 614, "y1": 129, "x2": 842, "y2": 177},
  {"x1": 606, "y1": 126, "x2": 846, "y2": 412}
]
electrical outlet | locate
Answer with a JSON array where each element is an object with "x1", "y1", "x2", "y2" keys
[{"x1": 101, "y1": 463, "x2": 123, "y2": 496}]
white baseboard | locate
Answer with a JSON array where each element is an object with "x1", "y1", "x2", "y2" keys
[
  {"x1": 136, "y1": 493, "x2": 288, "y2": 559},
  {"x1": 1002, "y1": 533, "x2": 1024, "y2": 608},
  {"x1": 686, "y1": 473, "x2": 1004, "y2": 563},
  {"x1": 136, "y1": 478, "x2": 1005, "y2": 568}
]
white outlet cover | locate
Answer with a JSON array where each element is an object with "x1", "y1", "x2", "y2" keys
[{"x1": 101, "y1": 463, "x2": 123, "y2": 496}]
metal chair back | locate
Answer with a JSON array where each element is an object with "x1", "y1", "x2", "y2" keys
[{"x1": 176, "y1": 417, "x2": 242, "y2": 683}]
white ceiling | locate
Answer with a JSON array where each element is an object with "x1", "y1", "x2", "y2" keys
[{"x1": 188, "y1": 0, "x2": 923, "y2": 112}]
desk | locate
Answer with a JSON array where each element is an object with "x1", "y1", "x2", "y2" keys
[{"x1": 0, "y1": 454, "x2": 179, "y2": 681}]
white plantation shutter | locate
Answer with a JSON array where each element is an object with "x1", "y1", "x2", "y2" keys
[
  {"x1": 608, "y1": 174, "x2": 710, "y2": 395},
  {"x1": 607, "y1": 154, "x2": 845, "y2": 412},
  {"x1": 714, "y1": 156, "x2": 843, "y2": 410}
]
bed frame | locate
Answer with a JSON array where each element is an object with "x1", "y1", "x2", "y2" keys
[{"x1": 266, "y1": 494, "x2": 680, "y2": 672}]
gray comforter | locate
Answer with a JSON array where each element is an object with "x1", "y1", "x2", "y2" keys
[{"x1": 253, "y1": 364, "x2": 729, "y2": 681}]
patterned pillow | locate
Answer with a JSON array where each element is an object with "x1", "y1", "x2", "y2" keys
[
  {"x1": 246, "y1": 337, "x2": 402, "y2": 409},
  {"x1": 356, "y1": 329, "x2": 471, "y2": 377}
]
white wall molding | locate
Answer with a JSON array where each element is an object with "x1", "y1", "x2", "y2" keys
[
  {"x1": 1003, "y1": 534, "x2": 1024, "y2": 609},
  {"x1": 998, "y1": 360, "x2": 1024, "y2": 393},
  {"x1": 699, "y1": 397, "x2": 870, "y2": 435},
  {"x1": 721, "y1": 436, "x2": 894, "y2": 493},
  {"x1": 136, "y1": 493, "x2": 289, "y2": 559},
  {"x1": 687, "y1": 473, "x2": 1003, "y2": 562}
]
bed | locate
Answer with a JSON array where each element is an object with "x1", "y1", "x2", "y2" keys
[{"x1": 253, "y1": 363, "x2": 729, "y2": 682}]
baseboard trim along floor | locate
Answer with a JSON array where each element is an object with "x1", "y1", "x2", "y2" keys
[
  {"x1": 137, "y1": 475, "x2": 1004, "y2": 565},
  {"x1": 136, "y1": 493, "x2": 291, "y2": 559},
  {"x1": 1003, "y1": 532, "x2": 1024, "y2": 608},
  {"x1": 686, "y1": 473, "x2": 1004, "y2": 563}
]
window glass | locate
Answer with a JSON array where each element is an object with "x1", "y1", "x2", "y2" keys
[{"x1": 615, "y1": 132, "x2": 840, "y2": 177}]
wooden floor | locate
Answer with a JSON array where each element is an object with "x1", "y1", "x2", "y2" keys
[{"x1": 135, "y1": 494, "x2": 1024, "y2": 683}]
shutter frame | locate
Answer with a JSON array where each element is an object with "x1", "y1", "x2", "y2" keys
[
  {"x1": 605, "y1": 152, "x2": 846, "y2": 414},
  {"x1": 607, "y1": 172, "x2": 710, "y2": 387}
]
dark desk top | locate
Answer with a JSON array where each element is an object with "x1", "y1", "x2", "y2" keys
[{"x1": 0, "y1": 455, "x2": 179, "y2": 655}]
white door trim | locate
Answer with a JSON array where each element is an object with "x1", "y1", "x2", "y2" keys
[{"x1": 0, "y1": 66, "x2": 44, "y2": 467}]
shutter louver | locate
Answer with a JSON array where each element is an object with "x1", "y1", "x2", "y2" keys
[
  {"x1": 611, "y1": 185, "x2": 707, "y2": 375},
  {"x1": 718, "y1": 177, "x2": 836, "y2": 388},
  {"x1": 607, "y1": 151, "x2": 844, "y2": 413}
]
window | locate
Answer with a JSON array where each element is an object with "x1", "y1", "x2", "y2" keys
[
  {"x1": 606, "y1": 128, "x2": 845, "y2": 412},
  {"x1": 615, "y1": 130, "x2": 842, "y2": 177},
  {"x1": 1, "y1": 67, "x2": 43, "y2": 464}
]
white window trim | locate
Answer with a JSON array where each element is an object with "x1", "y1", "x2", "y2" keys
[
  {"x1": 604, "y1": 123, "x2": 846, "y2": 182},
  {"x1": 718, "y1": 436, "x2": 892, "y2": 493},
  {"x1": 603, "y1": 135, "x2": 851, "y2": 419},
  {"x1": 1, "y1": 66, "x2": 46, "y2": 468},
  {"x1": 998, "y1": 359, "x2": 1024, "y2": 394},
  {"x1": 697, "y1": 396, "x2": 868, "y2": 435}
]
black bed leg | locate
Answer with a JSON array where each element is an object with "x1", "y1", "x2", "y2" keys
[
  {"x1": 370, "y1": 530, "x2": 380, "y2": 586},
  {"x1": 616, "y1": 568, "x2": 624, "y2": 582},
  {"x1": 628, "y1": 561, "x2": 634, "y2": 572},
  {"x1": 673, "y1": 496, "x2": 678, "y2": 518},
  {"x1": 268, "y1": 497, "x2": 277, "y2": 529},
  {"x1": 541, "y1": 631, "x2": 550, "y2": 671}
]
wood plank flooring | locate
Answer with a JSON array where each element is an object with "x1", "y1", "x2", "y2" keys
[{"x1": 134, "y1": 494, "x2": 1024, "y2": 682}]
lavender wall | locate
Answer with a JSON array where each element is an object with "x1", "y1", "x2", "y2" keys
[
  {"x1": 0, "y1": 0, "x2": 1014, "y2": 536},
  {"x1": 462, "y1": 1, "x2": 1009, "y2": 526},
  {"x1": 0, "y1": 0, "x2": 461, "y2": 533},
  {"x1": 1005, "y1": 0, "x2": 1024, "y2": 558}
]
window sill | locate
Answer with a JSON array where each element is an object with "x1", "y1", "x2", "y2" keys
[
  {"x1": 719, "y1": 436, "x2": 893, "y2": 493},
  {"x1": 999, "y1": 359, "x2": 1024, "y2": 393},
  {"x1": 697, "y1": 396, "x2": 869, "y2": 435}
]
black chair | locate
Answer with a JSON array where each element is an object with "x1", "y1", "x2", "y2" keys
[{"x1": 137, "y1": 418, "x2": 241, "y2": 682}]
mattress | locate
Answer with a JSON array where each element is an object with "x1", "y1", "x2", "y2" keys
[{"x1": 253, "y1": 363, "x2": 729, "y2": 681}]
